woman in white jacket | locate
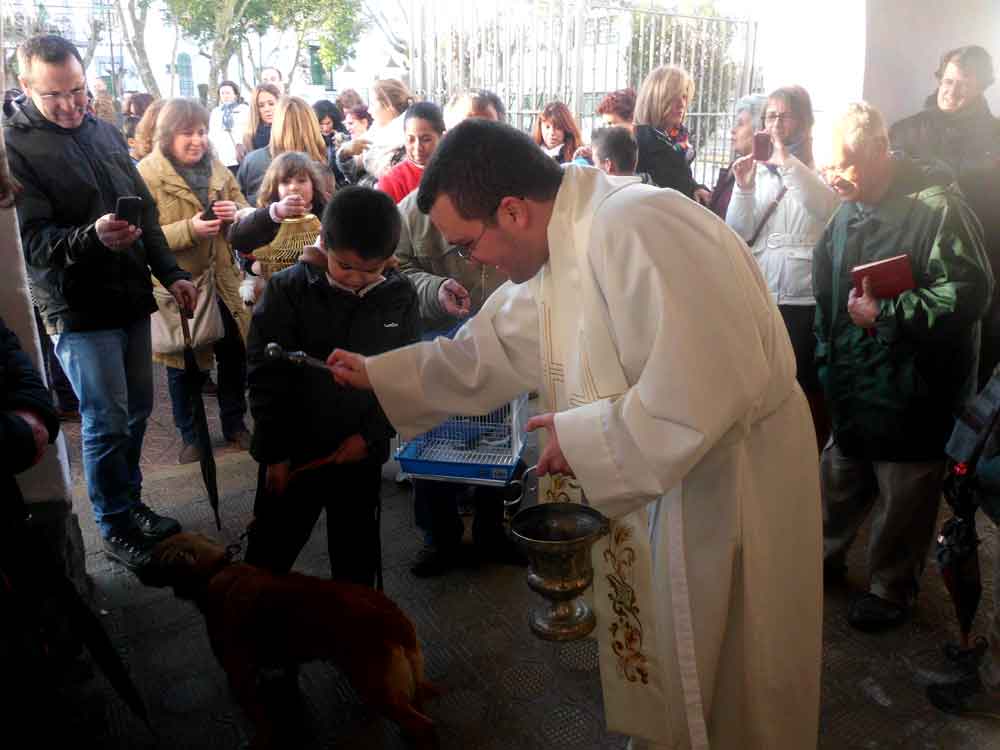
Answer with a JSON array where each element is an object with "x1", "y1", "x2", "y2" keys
[
  {"x1": 726, "y1": 85, "x2": 838, "y2": 446},
  {"x1": 208, "y1": 80, "x2": 249, "y2": 175},
  {"x1": 336, "y1": 78, "x2": 412, "y2": 184}
]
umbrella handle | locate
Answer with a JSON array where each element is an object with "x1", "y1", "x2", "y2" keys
[{"x1": 179, "y1": 312, "x2": 194, "y2": 349}]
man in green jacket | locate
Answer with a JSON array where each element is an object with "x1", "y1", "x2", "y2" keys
[{"x1": 816, "y1": 101, "x2": 994, "y2": 632}]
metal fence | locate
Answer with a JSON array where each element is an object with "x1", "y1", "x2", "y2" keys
[{"x1": 406, "y1": 0, "x2": 758, "y2": 186}]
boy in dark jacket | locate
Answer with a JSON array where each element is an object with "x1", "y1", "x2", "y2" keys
[{"x1": 245, "y1": 187, "x2": 420, "y2": 586}]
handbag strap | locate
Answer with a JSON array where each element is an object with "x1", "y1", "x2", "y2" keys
[{"x1": 747, "y1": 184, "x2": 788, "y2": 247}]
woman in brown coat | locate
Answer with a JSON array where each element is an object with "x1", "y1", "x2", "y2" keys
[{"x1": 138, "y1": 98, "x2": 252, "y2": 464}]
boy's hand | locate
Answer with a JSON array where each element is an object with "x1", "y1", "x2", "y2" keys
[
  {"x1": 333, "y1": 434, "x2": 368, "y2": 464},
  {"x1": 266, "y1": 461, "x2": 290, "y2": 496}
]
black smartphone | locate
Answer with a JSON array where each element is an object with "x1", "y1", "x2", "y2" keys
[
  {"x1": 115, "y1": 195, "x2": 143, "y2": 226},
  {"x1": 201, "y1": 189, "x2": 223, "y2": 221},
  {"x1": 752, "y1": 131, "x2": 773, "y2": 162}
]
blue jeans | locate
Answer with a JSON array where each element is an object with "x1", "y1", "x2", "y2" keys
[
  {"x1": 53, "y1": 317, "x2": 154, "y2": 536},
  {"x1": 165, "y1": 300, "x2": 247, "y2": 444}
]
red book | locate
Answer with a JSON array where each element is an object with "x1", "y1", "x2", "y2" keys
[{"x1": 851, "y1": 254, "x2": 916, "y2": 298}]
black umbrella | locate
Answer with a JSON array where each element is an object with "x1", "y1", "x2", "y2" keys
[
  {"x1": 180, "y1": 315, "x2": 221, "y2": 530},
  {"x1": 936, "y1": 470, "x2": 982, "y2": 652}
]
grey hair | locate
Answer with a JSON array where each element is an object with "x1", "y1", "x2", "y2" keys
[
  {"x1": 838, "y1": 101, "x2": 888, "y2": 157},
  {"x1": 735, "y1": 93, "x2": 768, "y2": 129}
]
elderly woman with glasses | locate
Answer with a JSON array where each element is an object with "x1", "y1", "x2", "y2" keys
[
  {"x1": 726, "y1": 85, "x2": 838, "y2": 447},
  {"x1": 707, "y1": 93, "x2": 767, "y2": 219}
]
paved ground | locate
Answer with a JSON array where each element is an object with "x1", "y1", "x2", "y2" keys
[{"x1": 53, "y1": 364, "x2": 1000, "y2": 748}]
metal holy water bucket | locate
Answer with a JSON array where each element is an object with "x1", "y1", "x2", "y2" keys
[{"x1": 510, "y1": 467, "x2": 610, "y2": 642}]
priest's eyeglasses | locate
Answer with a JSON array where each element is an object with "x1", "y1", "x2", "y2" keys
[{"x1": 455, "y1": 223, "x2": 489, "y2": 260}]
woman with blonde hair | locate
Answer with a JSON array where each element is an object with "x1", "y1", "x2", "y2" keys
[
  {"x1": 337, "y1": 78, "x2": 412, "y2": 183},
  {"x1": 137, "y1": 98, "x2": 252, "y2": 463},
  {"x1": 240, "y1": 83, "x2": 281, "y2": 158},
  {"x1": 634, "y1": 64, "x2": 710, "y2": 202},
  {"x1": 237, "y1": 95, "x2": 331, "y2": 205}
]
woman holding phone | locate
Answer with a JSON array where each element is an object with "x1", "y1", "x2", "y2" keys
[
  {"x1": 138, "y1": 98, "x2": 252, "y2": 464},
  {"x1": 725, "y1": 85, "x2": 838, "y2": 446}
]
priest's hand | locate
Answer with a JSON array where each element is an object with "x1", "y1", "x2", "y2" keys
[
  {"x1": 848, "y1": 276, "x2": 879, "y2": 329},
  {"x1": 327, "y1": 349, "x2": 373, "y2": 390},
  {"x1": 526, "y1": 412, "x2": 575, "y2": 477}
]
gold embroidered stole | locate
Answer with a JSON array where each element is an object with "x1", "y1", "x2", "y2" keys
[{"x1": 535, "y1": 201, "x2": 673, "y2": 743}]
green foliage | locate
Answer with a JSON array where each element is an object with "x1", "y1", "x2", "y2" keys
[{"x1": 316, "y1": 0, "x2": 366, "y2": 71}]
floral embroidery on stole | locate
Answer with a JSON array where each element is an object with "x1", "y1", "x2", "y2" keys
[{"x1": 535, "y1": 235, "x2": 673, "y2": 744}]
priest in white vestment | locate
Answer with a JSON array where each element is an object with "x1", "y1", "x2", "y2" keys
[{"x1": 329, "y1": 120, "x2": 823, "y2": 750}]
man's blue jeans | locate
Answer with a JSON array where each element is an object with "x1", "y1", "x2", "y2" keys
[{"x1": 53, "y1": 317, "x2": 154, "y2": 536}]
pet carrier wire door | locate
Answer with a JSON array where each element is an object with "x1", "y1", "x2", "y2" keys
[{"x1": 395, "y1": 394, "x2": 530, "y2": 485}]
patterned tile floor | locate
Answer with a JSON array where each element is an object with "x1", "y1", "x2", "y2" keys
[{"x1": 55, "y1": 364, "x2": 1000, "y2": 748}]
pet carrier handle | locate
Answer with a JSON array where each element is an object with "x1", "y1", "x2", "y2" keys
[{"x1": 506, "y1": 464, "x2": 538, "y2": 507}]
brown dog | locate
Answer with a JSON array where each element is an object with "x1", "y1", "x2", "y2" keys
[{"x1": 148, "y1": 532, "x2": 438, "y2": 748}]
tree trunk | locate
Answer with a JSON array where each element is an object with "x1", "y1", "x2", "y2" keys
[
  {"x1": 116, "y1": 0, "x2": 161, "y2": 97},
  {"x1": 82, "y1": 18, "x2": 104, "y2": 72},
  {"x1": 169, "y1": 24, "x2": 179, "y2": 96},
  {"x1": 206, "y1": 0, "x2": 253, "y2": 108},
  {"x1": 285, "y1": 32, "x2": 305, "y2": 91}
]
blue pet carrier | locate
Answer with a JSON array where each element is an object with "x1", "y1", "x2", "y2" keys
[{"x1": 395, "y1": 394, "x2": 530, "y2": 485}]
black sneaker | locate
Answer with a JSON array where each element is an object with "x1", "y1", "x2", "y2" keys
[
  {"x1": 847, "y1": 592, "x2": 908, "y2": 632},
  {"x1": 943, "y1": 637, "x2": 990, "y2": 677},
  {"x1": 102, "y1": 524, "x2": 154, "y2": 570},
  {"x1": 410, "y1": 545, "x2": 460, "y2": 578},
  {"x1": 927, "y1": 673, "x2": 1000, "y2": 718},
  {"x1": 130, "y1": 502, "x2": 182, "y2": 542}
]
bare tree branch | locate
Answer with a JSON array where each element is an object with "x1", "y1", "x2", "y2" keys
[
  {"x1": 82, "y1": 17, "x2": 104, "y2": 72},
  {"x1": 115, "y1": 0, "x2": 161, "y2": 96},
  {"x1": 362, "y1": 2, "x2": 408, "y2": 56}
]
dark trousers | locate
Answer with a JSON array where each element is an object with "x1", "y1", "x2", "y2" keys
[
  {"x1": 165, "y1": 300, "x2": 247, "y2": 444},
  {"x1": 34, "y1": 307, "x2": 78, "y2": 412},
  {"x1": 246, "y1": 458, "x2": 382, "y2": 587},
  {"x1": 413, "y1": 479, "x2": 508, "y2": 550}
]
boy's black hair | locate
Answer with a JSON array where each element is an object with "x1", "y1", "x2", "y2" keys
[
  {"x1": 322, "y1": 186, "x2": 401, "y2": 261},
  {"x1": 591, "y1": 126, "x2": 638, "y2": 174}
]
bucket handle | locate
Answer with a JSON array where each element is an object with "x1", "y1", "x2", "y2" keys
[{"x1": 505, "y1": 464, "x2": 537, "y2": 507}]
